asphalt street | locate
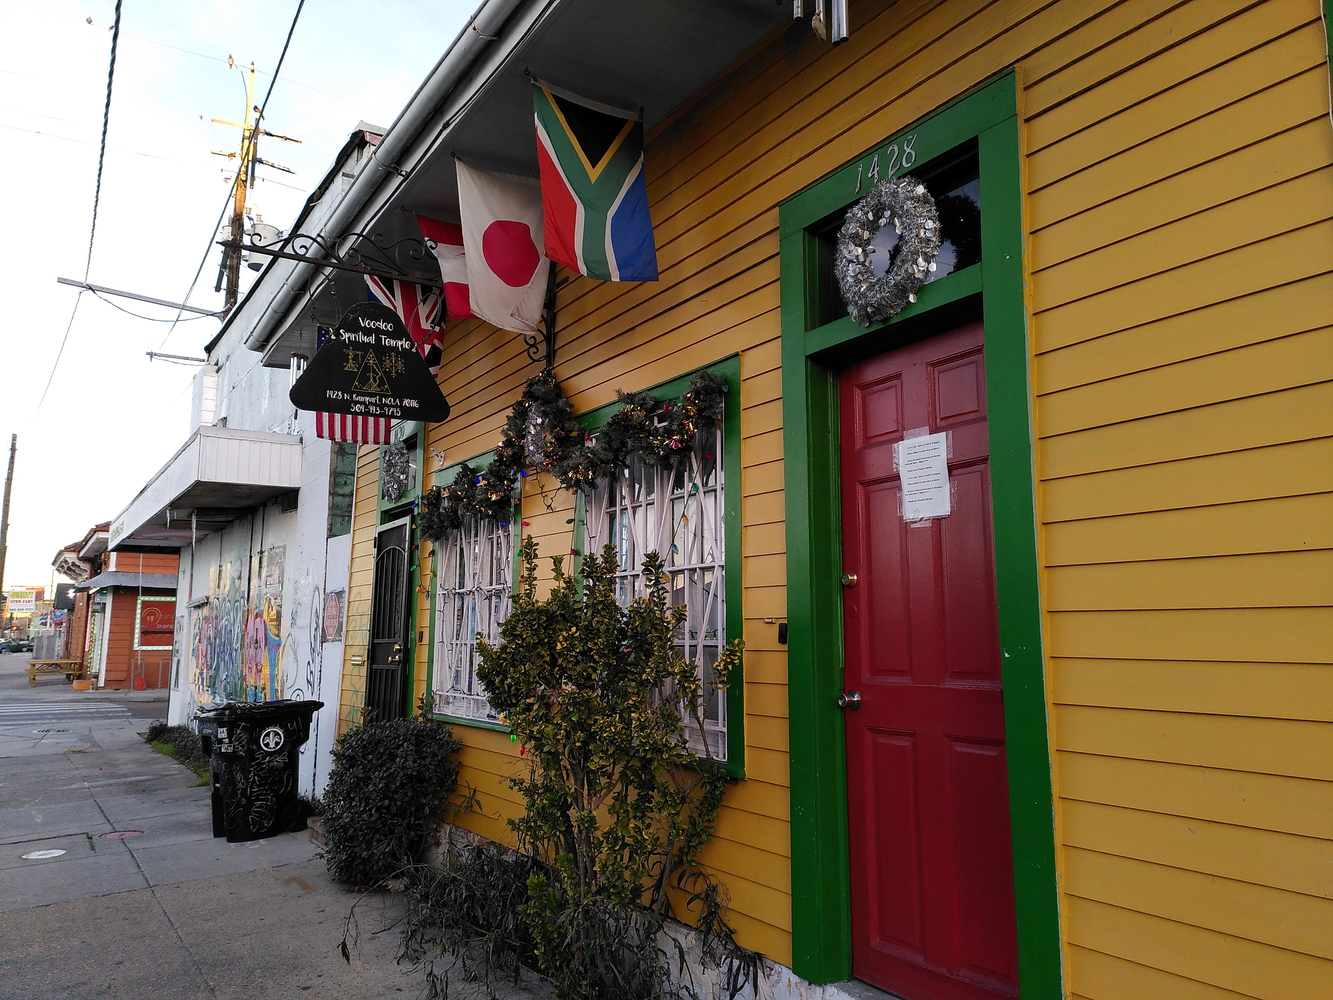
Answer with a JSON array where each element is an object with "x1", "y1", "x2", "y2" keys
[{"x1": 0, "y1": 654, "x2": 426, "y2": 999}]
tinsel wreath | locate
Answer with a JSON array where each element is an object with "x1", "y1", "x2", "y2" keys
[
  {"x1": 381, "y1": 440, "x2": 412, "y2": 503},
  {"x1": 835, "y1": 174, "x2": 942, "y2": 327},
  {"x1": 418, "y1": 369, "x2": 728, "y2": 540}
]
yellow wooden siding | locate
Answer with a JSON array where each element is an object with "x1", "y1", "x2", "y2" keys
[
  {"x1": 337, "y1": 443, "x2": 380, "y2": 734},
  {"x1": 1025, "y1": 10, "x2": 1333, "y2": 987},
  {"x1": 329, "y1": 0, "x2": 1331, "y2": 985}
]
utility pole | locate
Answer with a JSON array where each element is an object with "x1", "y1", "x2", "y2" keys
[
  {"x1": 0, "y1": 435, "x2": 15, "y2": 635},
  {"x1": 211, "y1": 58, "x2": 299, "y2": 313}
]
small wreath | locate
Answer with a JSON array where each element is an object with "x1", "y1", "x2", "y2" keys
[
  {"x1": 382, "y1": 440, "x2": 412, "y2": 503},
  {"x1": 835, "y1": 175, "x2": 942, "y2": 327}
]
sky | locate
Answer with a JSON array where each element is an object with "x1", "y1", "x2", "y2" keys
[{"x1": 0, "y1": 0, "x2": 476, "y2": 590}]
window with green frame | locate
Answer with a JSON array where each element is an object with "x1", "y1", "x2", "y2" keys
[
  {"x1": 577, "y1": 358, "x2": 744, "y2": 775},
  {"x1": 429, "y1": 452, "x2": 516, "y2": 728}
]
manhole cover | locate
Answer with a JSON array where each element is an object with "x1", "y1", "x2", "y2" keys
[
  {"x1": 21, "y1": 849, "x2": 67, "y2": 859},
  {"x1": 99, "y1": 831, "x2": 142, "y2": 839},
  {"x1": 32, "y1": 728, "x2": 72, "y2": 734}
]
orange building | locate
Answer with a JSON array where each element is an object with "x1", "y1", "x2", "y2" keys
[{"x1": 55, "y1": 523, "x2": 179, "y2": 690}]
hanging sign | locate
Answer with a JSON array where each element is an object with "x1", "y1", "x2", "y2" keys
[{"x1": 290, "y1": 301, "x2": 450, "y2": 422}]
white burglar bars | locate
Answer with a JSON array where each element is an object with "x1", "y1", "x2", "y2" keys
[
  {"x1": 586, "y1": 426, "x2": 727, "y2": 761},
  {"x1": 434, "y1": 515, "x2": 513, "y2": 723}
]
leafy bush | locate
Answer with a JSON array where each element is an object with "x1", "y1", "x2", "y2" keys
[
  {"x1": 323, "y1": 711, "x2": 461, "y2": 888},
  {"x1": 462, "y1": 538, "x2": 749, "y2": 999}
]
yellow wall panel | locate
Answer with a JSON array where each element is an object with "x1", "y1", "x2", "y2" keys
[
  {"x1": 1054, "y1": 704, "x2": 1333, "y2": 780},
  {"x1": 1034, "y1": 168, "x2": 1333, "y2": 312},
  {"x1": 1057, "y1": 751, "x2": 1333, "y2": 839},
  {"x1": 1026, "y1": 67, "x2": 1331, "y2": 232},
  {"x1": 1032, "y1": 220, "x2": 1333, "y2": 355},
  {"x1": 1030, "y1": 120, "x2": 1333, "y2": 270},
  {"x1": 1067, "y1": 944, "x2": 1257, "y2": 1000},
  {"x1": 742, "y1": 519, "x2": 786, "y2": 557},
  {"x1": 1044, "y1": 550, "x2": 1333, "y2": 611},
  {"x1": 1063, "y1": 895, "x2": 1332, "y2": 999},
  {"x1": 1046, "y1": 607, "x2": 1333, "y2": 663},
  {"x1": 1051, "y1": 658, "x2": 1333, "y2": 723},
  {"x1": 744, "y1": 680, "x2": 789, "y2": 719},
  {"x1": 1063, "y1": 847, "x2": 1333, "y2": 960},
  {"x1": 1041, "y1": 438, "x2": 1333, "y2": 522},
  {"x1": 1060, "y1": 798, "x2": 1333, "y2": 898},
  {"x1": 1038, "y1": 328, "x2": 1333, "y2": 439},
  {"x1": 1025, "y1": 1, "x2": 1318, "y2": 155},
  {"x1": 1039, "y1": 380, "x2": 1333, "y2": 480},
  {"x1": 1043, "y1": 493, "x2": 1333, "y2": 565}
]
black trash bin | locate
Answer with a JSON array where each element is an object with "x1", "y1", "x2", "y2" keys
[{"x1": 195, "y1": 700, "x2": 323, "y2": 843}]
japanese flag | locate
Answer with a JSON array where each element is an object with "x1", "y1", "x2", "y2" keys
[
  {"x1": 456, "y1": 160, "x2": 549, "y2": 335},
  {"x1": 416, "y1": 215, "x2": 473, "y2": 321}
]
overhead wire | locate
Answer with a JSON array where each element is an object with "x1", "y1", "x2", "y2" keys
[
  {"x1": 88, "y1": 288, "x2": 212, "y2": 322},
  {"x1": 38, "y1": 0, "x2": 123, "y2": 414},
  {"x1": 159, "y1": 0, "x2": 306, "y2": 350}
]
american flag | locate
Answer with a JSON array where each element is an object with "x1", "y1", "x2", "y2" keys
[{"x1": 312, "y1": 277, "x2": 445, "y2": 444}]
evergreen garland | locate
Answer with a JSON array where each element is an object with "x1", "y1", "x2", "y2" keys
[{"x1": 418, "y1": 369, "x2": 728, "y2": 541}]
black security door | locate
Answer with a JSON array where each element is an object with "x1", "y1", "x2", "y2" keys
[{"x1": 365, "y1": 520, "x2": 410, "y2": 721}]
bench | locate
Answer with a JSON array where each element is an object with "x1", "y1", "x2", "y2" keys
[{"x1": 26, "y1": 659, "x2": 87, "y2": 686}]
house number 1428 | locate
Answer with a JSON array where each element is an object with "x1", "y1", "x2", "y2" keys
[{"x1": 856, "y1": 133, "x2": 917, "y2": 193}]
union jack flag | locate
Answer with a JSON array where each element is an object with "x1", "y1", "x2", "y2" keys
[
  {"x1": 365, "y1": 275, "x2": 445, "y2": 376},
  {"x1": 312, "y1": 277, "x2": 446, "y2": 444}
]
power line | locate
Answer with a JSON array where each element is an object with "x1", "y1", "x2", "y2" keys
[
  {"x1": 38, "y1": 0, "x2": 122, "y2": 414},
  {"x1": 85, "y1": 0, "x2": 124, "y2": 282},
  {"x1": 89, "y1": 288, "x2": 212, "y2": 322},
  {"x1": 160, "y1": 0, "x2": 306, "y2": 350}
]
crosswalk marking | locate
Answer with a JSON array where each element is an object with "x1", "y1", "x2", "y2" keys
[{"x1": 0, "y1": 702, "x2": 135, "y2": 724}]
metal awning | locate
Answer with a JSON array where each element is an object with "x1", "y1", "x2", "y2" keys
[
  {"x1": 243, "y1": 0, "x2": 792, "y2": 365},
  {"x1": 77, "y1": 571, "x2": 178, "y2": 592},
  {"x1": 110, "y1": 425, "x2": 303, "y2": 549}
]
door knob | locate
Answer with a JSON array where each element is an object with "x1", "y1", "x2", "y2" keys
[
  {"x1": 837, "y1": 690, "x2": 861, "y2": 711},
  {"x1": 841, "y1": 573, "x2": 858, "y2": 587},
  {"x1": 393, "y1": 643, "x2": 403, "y2": 652}
]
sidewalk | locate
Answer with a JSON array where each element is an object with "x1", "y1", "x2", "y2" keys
[{"x1": 0, "y1": 655, "x2": 412, "y2": 999}]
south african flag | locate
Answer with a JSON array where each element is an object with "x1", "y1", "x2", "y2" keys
[{"x1": 533, "y1": 82, "x2": 659, "y2": 282}]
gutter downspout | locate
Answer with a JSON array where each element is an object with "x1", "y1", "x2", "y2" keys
[{"x1": 243, "y1": 0, "x2": 525, "y2": 353}]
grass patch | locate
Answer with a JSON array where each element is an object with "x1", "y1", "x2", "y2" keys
[{"x1": 144, "y1": 722, "x2": 211, "y2": 784}]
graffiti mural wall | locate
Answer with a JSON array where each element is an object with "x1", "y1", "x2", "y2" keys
[{"x1": 184, "y1": 521, "x2": 295, "y2": 716}]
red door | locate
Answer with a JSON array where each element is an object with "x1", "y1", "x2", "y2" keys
[{"x1": 839, "y1": 322, "x2": 1019, "y2": 999}]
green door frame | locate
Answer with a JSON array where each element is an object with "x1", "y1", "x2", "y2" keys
[{"x1": 779, "y1": 71, "x2": 1062, "y2": 995}]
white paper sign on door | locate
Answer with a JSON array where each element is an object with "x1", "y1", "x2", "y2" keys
[{"x1": 896, "y1": 431, "x2": 951, "y2": 521}]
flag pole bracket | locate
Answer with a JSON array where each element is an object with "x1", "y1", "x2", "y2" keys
[
  {"x1": 525, "y1": 262, "x2": 569, "y2": 370},
  {"x1": 218, "y1": 230, "x2": 440, "y2": 287}
]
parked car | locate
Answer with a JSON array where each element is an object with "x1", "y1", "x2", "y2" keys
[
  {"x1": 0, "y1": 640, "x2": 18, "y2": 653},
  {"x1": 13, "y1": 639, "x2": 33, "y2": 653}
]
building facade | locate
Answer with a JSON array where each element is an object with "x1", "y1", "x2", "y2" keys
[{"x1": 222, "y1": 1, "x2": 1333, "y2": 996}]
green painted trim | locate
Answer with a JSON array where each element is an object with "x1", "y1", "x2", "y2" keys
[
  {"x1": 780, "y1": 70, "x2": 1062, "y2": 994},
  {"x1": 1324, "y1": 1, "x2": 1333, "y2": 84},
  {"x1": 375, "y1": 422, "x2": 427, "y2": 522},
  {"x1": 575, "y1": 357, "x2": 746, "y2": 779},
  {"x1": 425, "y1": 543, "x2": 438, "y2": 718}
]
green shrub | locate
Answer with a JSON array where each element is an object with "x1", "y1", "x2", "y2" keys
[{"x1": 322, "y1": 712, "x2": 461, "y2": 888}]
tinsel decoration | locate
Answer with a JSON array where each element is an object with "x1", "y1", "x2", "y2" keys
[
  {"x1": 835, "y1": 175, "x2": 942, "y2": 327},
  {"x1": 381, "y1": 440, "x2": 412, "y2": 503},
  {"x1": 418, "y1": 369, "x2": 728, "y2": 540}
]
